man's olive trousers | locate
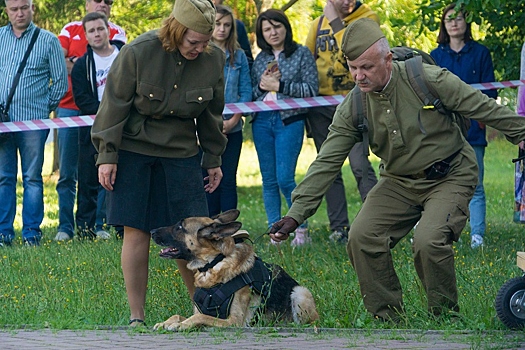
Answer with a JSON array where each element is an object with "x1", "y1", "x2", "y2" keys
[{"x1": 347, "y1": 176, "x2": 475, "y2": 320}]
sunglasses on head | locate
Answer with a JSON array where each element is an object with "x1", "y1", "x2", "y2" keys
[{"x1": 93, "y1": 0, "x2": 114, "y2": 5}]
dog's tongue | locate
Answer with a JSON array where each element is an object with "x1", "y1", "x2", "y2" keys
[
  {"x1": 160, "y1": 248, "x2": 171, "y2": 255},
  {"x1": 159, "y1": 247, "x2": 179, "y2": 259}
]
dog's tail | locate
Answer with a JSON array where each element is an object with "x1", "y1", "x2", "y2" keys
[{"x1": 290, "y1": 286, "x2": 319, "y2": 324}]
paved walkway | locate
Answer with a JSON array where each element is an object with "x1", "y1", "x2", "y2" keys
[{"x1": 2, "y1": 327, "x2": 524, "y2": 349}]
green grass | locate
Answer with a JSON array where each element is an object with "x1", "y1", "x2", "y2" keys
[{"x1": 1, "y1": 135, "x2": 525, "y2": 334}]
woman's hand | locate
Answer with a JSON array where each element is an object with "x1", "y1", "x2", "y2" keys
[
  {"x1": 98, "y1": 164, "x2": 117, "y2": 191},
  {"x1": 204, "y1": 167, "x2": 223, "y2": 193},
  {"x1": 259, "y1": 70, "x2": 281, "y2": 92},
  {"x1": 223, "y1": 113, "x2": 243, "y2": 134},
  {"x1": 269, "y1": 69, "x2": 282, "y2": 81},
  {"x1": 222, "y1": 118, "x2": 235, "y2": 134}
]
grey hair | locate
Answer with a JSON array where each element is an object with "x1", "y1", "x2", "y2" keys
[{"x1": 375, "y1": 37, "x2": 391, "y2": 58}]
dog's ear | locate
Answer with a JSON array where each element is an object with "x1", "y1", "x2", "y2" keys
[
  {"x1": 199, "y1": 221, "x2": 243, "y2": 240},
  {"x1": 211, "y1": 209, "x2": 240, "y2": 223}
]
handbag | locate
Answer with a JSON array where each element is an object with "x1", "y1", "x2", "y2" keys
[{"x1": 0, "y1": 28, "x2": 41, "y2": 143}]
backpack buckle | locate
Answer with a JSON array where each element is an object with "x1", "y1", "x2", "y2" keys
[{"x1": 357, "y1": 123, "x2": 368, "y2": 132}]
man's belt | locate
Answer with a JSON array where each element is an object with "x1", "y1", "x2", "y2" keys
[{"x1": 404, "y1": 149, "x2": 462, "y2": 180}]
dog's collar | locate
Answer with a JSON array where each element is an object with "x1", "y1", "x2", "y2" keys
[{"x1": 198, "y1": 253, "x2": 226, "y2": 273}]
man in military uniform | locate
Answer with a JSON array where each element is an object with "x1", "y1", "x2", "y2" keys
[{"x1": 270, "y1": 18, "x2": 525, "y2": 320}]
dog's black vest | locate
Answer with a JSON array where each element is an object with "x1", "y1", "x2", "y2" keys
[{"x1": 193, "y1": 257, "x2": 272, "y2": 319}]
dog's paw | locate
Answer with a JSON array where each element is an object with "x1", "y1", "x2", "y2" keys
[
  {"x1": 166, "y1": 322, "x2": 182, "y2": 331},
  {"x1": 153, "y1": 315, "x2": 186, "y2": 331},
  {"x1": 153, "y1": 320, "x2": 182, "y2": 331},
  {"x1": 153, "y1": 322, "x2": 165, "y2": 331}
]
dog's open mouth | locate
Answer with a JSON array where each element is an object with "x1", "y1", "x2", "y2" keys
[{"x1": 159, "y1": 247, "x2": 180, "y2": 259}]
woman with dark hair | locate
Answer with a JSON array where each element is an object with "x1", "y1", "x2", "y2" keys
[
  {"x1": 92, "y1": 0, "x2": 227, "y2": 327},
  {"x1": 206, "y1": 5, "x2": 252, "y2": 216},
  {"x1": 251, "y1": 9, "x2": 318, "y2": 246},
  {"x1": 431, "y1": 3, "x2": 497, "y2": 249},
  {"x1": 435, "y1": 3, "x2": 473, "y2": 44}
]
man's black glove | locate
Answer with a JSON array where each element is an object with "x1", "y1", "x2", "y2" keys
[{"x1": 269, "y1": 216, "x2": 299, "y2": 242}]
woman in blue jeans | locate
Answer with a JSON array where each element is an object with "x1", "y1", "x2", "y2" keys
[
  {"x1": 205, "y1": 5, "x2": 252, "y2": 216},
  {"x1": 431, "y1": 3, "x2": 497, "y2": 249},
  {"x1": 251, "y1": 9, "x2": 318, "y2": 246}
]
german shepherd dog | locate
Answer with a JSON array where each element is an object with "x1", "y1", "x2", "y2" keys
[{"x1": 150, "y1": 209, "x2": 319, "y2": 331}]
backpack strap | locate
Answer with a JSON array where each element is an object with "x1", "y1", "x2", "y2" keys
[
  {"x1": 404, "y1": 57, "x2": 471, "y2": 138},
  {"x1": 313, "y1": 15, "x2": 325, "y2": 61},
  {"x1": 352, "y1": 87, "x2": 370, "y2": 183},
  {"x1": 404, "y1": 56, "x2": 447, "y2": 115}
]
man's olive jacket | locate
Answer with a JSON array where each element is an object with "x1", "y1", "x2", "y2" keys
[{"x1": 288, "y1": 62, "x2": 525, "y2": 224}]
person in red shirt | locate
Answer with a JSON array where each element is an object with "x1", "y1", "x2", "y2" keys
[{"x1": 54, "y1": 0, "x2": 126, "y2": 242}]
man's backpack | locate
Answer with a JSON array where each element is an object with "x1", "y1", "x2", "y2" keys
[{"x1": 351, "y1": 46, "x2": 470, "y2": 181}]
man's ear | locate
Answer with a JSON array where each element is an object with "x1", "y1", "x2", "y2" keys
[{"x1": 384, "y1": 50, "x2": 393, "y2": 65}]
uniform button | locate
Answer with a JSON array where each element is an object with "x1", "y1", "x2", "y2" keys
[
  {"x1": 170, "y1": 110, "x2": 174, "y2": 114},
  {"x1": 177, "y1": 62, "x2": 182, "y2": 65},
  {"x1": 198, "y1": 96, "x2": 203, "y2": 101},
  {"x1": 387, "y1": 109, "x2": 391, "y2": 114},
  {"x1": 173, "y1": 84, "x2": 178, "y2": 89},
  {"x1": 149, "y1": 93, "x2": 154, "y2": 98},
  {"x1": 392, "y1": 130, "x2": 397, "y2": 135}
]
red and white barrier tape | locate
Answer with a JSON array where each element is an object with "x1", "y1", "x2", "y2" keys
[{"x1": 1, "y1": 79, "x2": 524, "y2": 134}]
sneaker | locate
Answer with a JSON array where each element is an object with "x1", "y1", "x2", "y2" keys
[
  {"x1": 329, "y1": 228, "x2": 348, "y2": 244},
  {"x1": 95, "y1": 230, "x2": 111, "y2": 240},
  {"x1": 471, "y1": 234, "x2": 484, "y2": 249},
  {"x1": 54, "y1": 231, "x2": 72, "y2": 241},
  {"x1": 0, "y1": 235, "x2": 12, "y2": 247},
  {"x1": 291, "y1": 227, "x2": 311, "y2": 247},
  {"x1": 23, "y1": 237, "x2": 40, "y2": 247}
]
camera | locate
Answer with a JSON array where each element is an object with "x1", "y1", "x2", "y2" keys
[
  {"x1": 0, "y1": 103, "x2": 9, "y2": 123},
  {"x1": 0, "y1": 103, "x2": 11, "y2": 143}
]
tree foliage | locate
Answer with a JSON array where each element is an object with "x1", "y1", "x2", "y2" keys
[
  {"x1": 370, "y1": 0, "x2": 437, "y2": 53},
  {"x1": 1, "y1": 0, "x2": 523, "y2": 82}
]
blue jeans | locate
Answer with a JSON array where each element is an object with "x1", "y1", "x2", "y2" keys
[
  {"x1": 76, "y1": 126, "x2": 107, "y2": 232},
  {"x1": 469, "y1": 145, "x2": 486, "y2": 237},
  {"x1": 206, "y1": 130, "x2": 242, "y2": 217},
  {"x1": 56, "y1": 108, "x2": 80, "y2": 236},
  {"x1": 96, "y1": 189, "x2": 106, "y2": 231},
  {"x1": 252, "y1": 111, "x2": 304, "y2": 227},
  {"x1": 0, "y1": 129, "x2": 49, "y2": 242}
]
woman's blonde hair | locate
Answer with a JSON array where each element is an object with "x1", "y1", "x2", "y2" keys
[{"x1": 158, "y1": 15, "x2": 187, "y2": 52}]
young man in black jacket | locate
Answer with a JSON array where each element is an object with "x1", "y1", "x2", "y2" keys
[{"x1": 71, "y1": 11, "x2": 125, "y2": 239}]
